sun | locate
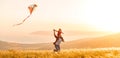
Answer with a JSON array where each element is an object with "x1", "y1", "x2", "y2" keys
[{"x1": 78, "y1": 0, "x2": 120, "y2": 33}]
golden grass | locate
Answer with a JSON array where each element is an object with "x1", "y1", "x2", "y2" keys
[{"x1": 0, "y1": 48, "x2": 120, "y2": 58}]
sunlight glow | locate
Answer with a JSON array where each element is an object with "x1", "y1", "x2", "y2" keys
[
  {"x1": 80, "y1": 0, "x2": 120, "y2": 33},
  {"x1": 0, "y1": 0, "x2": 120, "y2": 43}
]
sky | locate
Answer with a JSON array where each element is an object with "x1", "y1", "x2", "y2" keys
[{"x1": 0, "y1": 0, "x2": 120, "y2": 43}]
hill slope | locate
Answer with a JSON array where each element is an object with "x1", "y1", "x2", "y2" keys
[
  {"x1": 0, "y1": 40, "x2": 53, "y2": 50},
  {"x1": 1, "y1": 33, "x2": 120, "y2": 50},
  {"x1": 62, "y1": 33, "x2": 120, "y2": 49}
]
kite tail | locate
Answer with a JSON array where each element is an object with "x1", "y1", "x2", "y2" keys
[
  {"x1": 22, "y1": 14, "x2": 31, "y2": 23},
  {"x1": 13, "y1": 14, "x2": 31, "y2": 26}
]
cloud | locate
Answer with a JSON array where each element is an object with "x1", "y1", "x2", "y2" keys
[
  {"x1": 30, "y1": 30, "x2": 109, "y2": 36},
  {"x1": 64, "y1": 31, "x2": 109, "y2": 36},
  {"x1": 30, "y1": 31, "x2": 51, "y2": 36}
]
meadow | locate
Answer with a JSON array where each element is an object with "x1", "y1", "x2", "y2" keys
[{"x1": 0, "y1": 48, "x2": 120, "y2": 58}]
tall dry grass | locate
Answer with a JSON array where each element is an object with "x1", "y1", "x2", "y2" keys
[{"x1": 0, "y1": 48, "x2": 120, "y2": 58}]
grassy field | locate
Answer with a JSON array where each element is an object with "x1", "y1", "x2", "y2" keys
[{"x1": 0, "y1": 48, "x2": 120, "y2": 58}]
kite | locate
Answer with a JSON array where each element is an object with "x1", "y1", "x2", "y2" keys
[{"x1": 13, "y1": 4, "x2": 37, "y2": 26}]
